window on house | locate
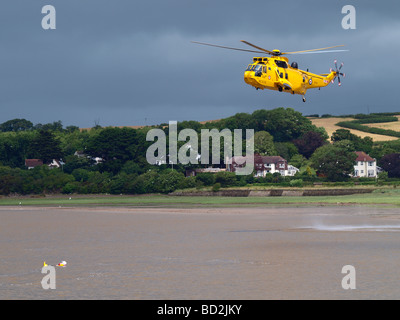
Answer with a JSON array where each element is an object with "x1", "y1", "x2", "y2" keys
[{"x1": 368, "y1": 170, "x2": 375, "y2": 177}]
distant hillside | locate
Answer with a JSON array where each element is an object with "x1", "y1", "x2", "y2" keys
[
  {"x1": 79, "y1": 112, "x2": 400, "y2": 142},
  {"x1": 309, "y1": 116, "x2": 399, "y2": 142}
]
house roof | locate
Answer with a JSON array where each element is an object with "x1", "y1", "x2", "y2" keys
[
  {"x1": 195, "y1": 168, "x2": 225, "y2": 173},
  {"x1": 25, "y1": 159, "x2": 43, "y2": 167},
  {"x1": 257, "y1": 155, "x2": 286, "y2": 163},
  {"x1": 355, "y1": 151, "x2": 375, "y2": 162},
  {"x1": 232, "y1": 154, "x2": 286, "y2": 164}
]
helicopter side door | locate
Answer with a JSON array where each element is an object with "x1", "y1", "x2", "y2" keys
[
  {"x1": 256, "y1": 65, "x2": 270, "y2": 86},
  {"x1": 252, "y1": 64, "x2": 270, "y2": 87}
]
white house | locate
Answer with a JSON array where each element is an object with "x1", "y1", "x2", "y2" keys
[
  {"x1": 227, "y1": 154, "x2": 298, "y2": 177},
  {"x1": 74, "y1": 150, "x2": 103, "y2": 165},
  {"x1": 48, "y1": 159, "x2": 65, "y2": 169},
  {"x1": 186, "y1": 167, "x2": 226, "y2": 177},
  {"x1": 353, "y1": 151, "x2": 377, "y2": 178}
]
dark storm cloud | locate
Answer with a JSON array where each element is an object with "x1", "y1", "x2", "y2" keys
[{"x1": 0, "y1": 0, "x2": 399, "y2": 127}]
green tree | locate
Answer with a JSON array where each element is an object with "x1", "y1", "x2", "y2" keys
[
  {"x1": 58, "y1": 129, "x2": 91, "y2": 157},
  {"x1": 310, "y1": 143, "x2": 357, "y2": 181},
  {"x1": 0, "y1": 119, "x2": 33, "y2": 132},
  {"x1": 109, "y1": 173, "x2": 129, "y2": 194},
  {"x1": 274, "y1": 142, "x2": 298, "y2": 160},
  {"x1": 34, "y1": 120, "x2": 64, "y2": 132},
  {"x1": 289, "y1": 154, "x2": 307, "y2": 168},
  {"x1": 121, "y1": 160, "x2": 143, "y2": 175},
  {"x1": 178, "y1": 120, "x2": 203, "y2": 132},
  {"x1": 254, "y1": 131, "x2": 277, "y2": 155},
  {"x1": 217, "y1": 113, "x2": 257, "y2": 131},
  {"x1": 156, "y1": 169, "x2": 186, "y2": 193},
  {"x1": 251, "y1": 109, "x2": 269, "y2": 131},
  {"x1": 65, "y1": 125, "x2": 80, "y2": 133},
  {"x1": 29, "y1": 130, "x2": 63, "y2": 164},
  {"x1": 85, "y1": 127, "x2": 139, "y2": 173},
  {"x1": 0, "y1": 131, "x2": 35, "y2": 167},
  {"x1": 263, "y1": 107, "x2": 318, "y2": 142},
  {"x1": 130, "y1": 170, "x2": 159, "y2": 194},
  {"x1": 215, "y1": 171, "x2": 237, "y2": 187},
  {"x1": 63, "y1": 155, "x2": 92, "y2": 174},
  {"x1": 196, "y1": 172, "x2": 216, "y2": 186},
  {"x1": 331, "y1": 129, "x2": 373, "y2": 153}
]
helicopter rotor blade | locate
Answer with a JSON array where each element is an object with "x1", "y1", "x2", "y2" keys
[
  {"x1": 191, "y1": 41, "x2": 266, "y2": 54},
  {"x1": 193, "y1": 41, "x2": 348, "y2": 57},
  {"x1": 288, "y1": 49, "x2": 349, "y2": 55},
  {"x1": 239, "y1": 40, "x2": 276, "y2": 55},
  {"x1": 283, "y1": 45, "x2": 345, "y2": 55}
]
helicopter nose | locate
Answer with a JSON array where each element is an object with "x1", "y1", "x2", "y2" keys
[
  {"x1": 244, "y1": 71, "x2": 259, "y2": 87},
  {"x1": 244, "y1": 71, "x2": 252, "y2": 84}
]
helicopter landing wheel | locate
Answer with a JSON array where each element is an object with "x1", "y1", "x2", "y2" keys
[{"x1": 302, "y1": 96, "x2": 306, "y2": 102}]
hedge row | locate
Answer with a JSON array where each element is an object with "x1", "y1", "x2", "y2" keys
[{"x1": 336, "y1": 116, "x2": 400, "y2": 138}]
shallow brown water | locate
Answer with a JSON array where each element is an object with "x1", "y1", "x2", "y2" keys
[{"x1": 1, "y1": 205, "x2": 400, "y2": 299}]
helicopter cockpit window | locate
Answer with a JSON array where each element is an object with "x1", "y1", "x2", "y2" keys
[
  {"x1": 254, "y1": 64, "x2": 263, "y2": 77},
  {"x1": 275, "y1": 60, "x2": 288, "y2": 68},
  {"x1": 254, "y1": 65, "x2": 263, "y2": 72},
  {"x1": 246, "y1": 64, "x2": 257, "y2": 71}
]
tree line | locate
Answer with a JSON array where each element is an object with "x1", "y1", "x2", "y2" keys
[{"x1": 1, "y1": 108, "x2": 400, "y2": 195}]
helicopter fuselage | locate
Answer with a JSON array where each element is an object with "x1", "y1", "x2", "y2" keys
[{"x1": 244, "y1": 56, "x2": 336, "y2": 97}]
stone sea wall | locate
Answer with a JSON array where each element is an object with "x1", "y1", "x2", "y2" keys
[{"x1": 170, "y1": 189, "x2": 374, "y2": 197}]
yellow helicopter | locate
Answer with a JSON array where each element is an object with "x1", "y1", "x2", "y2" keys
[{"x1": 192, "y1": 40, "x2": 347, "y2": 102}]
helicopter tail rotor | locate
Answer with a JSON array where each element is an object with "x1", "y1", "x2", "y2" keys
[{"x1": 330, "y1": 59, "x2": 345, "y2": 86}]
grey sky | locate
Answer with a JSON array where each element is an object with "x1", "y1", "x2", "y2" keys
[{"x1": 0, "y1": 0, "x2": 399, "y2": 127}]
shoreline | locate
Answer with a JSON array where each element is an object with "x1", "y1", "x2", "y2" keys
[
  {"x1": 0, "y1": 188, "x2": 398, "y2": 208},
  {"x1": 1, "y1": 204, "x2": 399, "y2": 216}
]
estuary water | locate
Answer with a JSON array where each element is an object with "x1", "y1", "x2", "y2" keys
[{"x1": 1, "y1": 205, "x2": 400, "y2": 299}]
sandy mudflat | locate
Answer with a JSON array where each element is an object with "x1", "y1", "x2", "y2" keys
[{"x1": 1, "y1": 205, "x2": 400, "y2": 299}]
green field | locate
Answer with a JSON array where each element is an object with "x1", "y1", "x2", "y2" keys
[{"x1": 0, "y1": 188, "x2": 399, "y2": 208}]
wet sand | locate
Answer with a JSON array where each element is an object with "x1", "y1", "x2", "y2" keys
[{"x1": 1, "y1": 205, "x2": 400, "y2": 299}]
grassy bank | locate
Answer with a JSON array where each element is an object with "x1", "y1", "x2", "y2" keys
[{"x1": 0, "y1": 188, "x2": 399, "y2": 208}]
